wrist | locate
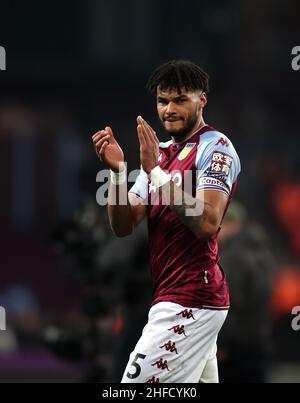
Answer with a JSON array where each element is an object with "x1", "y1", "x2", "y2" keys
[
  {"x1": 110, "y1": 161, "x2": 126, "y2": 173},
  {"x1": 148, "y1": 166, "x2": 171, "y2": 188},
  {"x1": 110, "y1": 165, "x2": 127, "y2": 185}
]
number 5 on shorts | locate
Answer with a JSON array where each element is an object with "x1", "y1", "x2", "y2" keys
[{"x1": 126, "y1": 353, "x2": 146, "y2": 379}]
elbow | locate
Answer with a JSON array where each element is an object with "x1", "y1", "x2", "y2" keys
[
  {"x1": 111, "y1": 226, "x2": 133, "y2": 238},
  {"x1": 109, "y1": 217, "x2": 134, "y2": 238},
  {"x1": 195, "y1": 222, "x2": 219, "y2": 240},
  {"x1": 113, "y1": 231, "x2": 132, "y2": 238}
]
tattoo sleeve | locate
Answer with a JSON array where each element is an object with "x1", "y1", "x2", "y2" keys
[{"x1": 161, "y1": 180, "x2": 207, "y2": 238}]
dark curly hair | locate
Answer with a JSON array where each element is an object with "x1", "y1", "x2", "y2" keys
[{"x1": 146, "y1": 60, "x2": 210, "y2": 95}]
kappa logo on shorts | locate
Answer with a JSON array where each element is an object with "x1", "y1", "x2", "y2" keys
[
  {"x1": 160, "y1": 340, "x2": 178, "y2": 354},
  {"x1": 152, "y1": 358, "x2": 170, "y2": 371},
  {"x1": 176, "y1": 309, "x2": 196, "y2": 320},
  {"x1": 178, "y1": 143, "x2": 196, "y2": 161},
  {"x1": 168, "y1": 324, "x2": 187, "y2": 337},
  {"x1": 146, "y1": 376, "x2": 160, "y2": 383}
]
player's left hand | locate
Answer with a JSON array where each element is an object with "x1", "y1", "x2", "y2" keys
[{"x1": 137, "y1": 116, "x2": 159, "y2": 174}]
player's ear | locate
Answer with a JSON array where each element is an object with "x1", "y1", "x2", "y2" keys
[{"x1": 199, "y1": 92, "x2": 207, "y2": 108}]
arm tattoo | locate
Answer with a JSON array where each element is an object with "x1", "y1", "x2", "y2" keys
[{"x1": 161, "y1": 180, "x2": 205, "y2": 237}]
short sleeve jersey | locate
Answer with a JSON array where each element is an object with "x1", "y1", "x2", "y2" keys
[{"x1": 129, "y1": 125, "x2": 241, "y2": 309}]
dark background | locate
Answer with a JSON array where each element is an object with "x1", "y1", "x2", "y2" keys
[{"x1": 0, "y1": 0, "x2": 299, "y2": 382}]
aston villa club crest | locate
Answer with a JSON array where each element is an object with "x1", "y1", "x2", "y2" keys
[{"x1": 178, "y1": 143, "x2": 196, "y2": 161}]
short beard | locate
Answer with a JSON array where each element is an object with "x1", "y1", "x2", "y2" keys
[{"x1": 161, "y1": 112, "x2": 199, "y2": 140}]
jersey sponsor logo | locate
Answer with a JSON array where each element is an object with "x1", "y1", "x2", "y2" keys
[
  {"x1": 178, "y1": 143, "x2": 196, "y2": 161},
  {"x1": 209, "y1": 152, "x2": 233, "y2": 177},
  {"x1": 215, "y1": 137, "x2": 230, "y2": 147},
  {"x1": 198, "y1": 176, "x2": 228, "y2": 191},
  {"x1": 160, "y1": 340, "x2": 178, "y2": 354},
  {"x1": 203, "y1": 169, "x2": 228, "y2": 182},
  {"x1": 151, "y1": 358, "x2": 170, "y2": 371}
]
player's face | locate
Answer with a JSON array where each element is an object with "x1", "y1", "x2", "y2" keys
[{"x1": 156, "y1": 87, "x2": 206, "y2": 138}]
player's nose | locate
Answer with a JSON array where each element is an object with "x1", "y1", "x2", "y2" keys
[{"x1": 165, "y1": 101, "x2": 177, "y2": 114}]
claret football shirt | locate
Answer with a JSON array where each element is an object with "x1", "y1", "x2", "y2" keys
[{"x1": 129, "y1": 125, "x2": 241, "y2": 309}]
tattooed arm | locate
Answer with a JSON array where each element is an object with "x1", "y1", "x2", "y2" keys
[{"x1": 164, "y1": 180, "x2": 228, "y2": 239}]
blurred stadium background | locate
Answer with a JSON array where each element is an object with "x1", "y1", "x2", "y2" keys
[{"x1": 0, "y1": 0, "x2": 299, "y2": 382}]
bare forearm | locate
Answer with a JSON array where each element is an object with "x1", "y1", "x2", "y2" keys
[
  {"x1": 108, "y1": 183, "x2": 134, "y2": 237},
  {"x1": 162, "y1": 181, "x2": 218, "y2": 239}
]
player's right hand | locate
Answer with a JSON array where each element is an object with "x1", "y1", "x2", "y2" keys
[{"x1": 92, "y1": 127, "x2": 125, "y2": 172}]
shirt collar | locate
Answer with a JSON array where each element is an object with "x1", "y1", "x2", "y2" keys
[{"x1": 172, "y1": 124, "x2": 208, "y2": 146}]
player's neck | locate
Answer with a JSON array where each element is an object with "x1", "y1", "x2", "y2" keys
[{"x1": 171, "y1": 119, "x2": 206, "y2": 144}]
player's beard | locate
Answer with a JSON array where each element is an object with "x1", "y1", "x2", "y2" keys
[{"x1": 161, "y1": 109, "x2": 199, "y2": 140}]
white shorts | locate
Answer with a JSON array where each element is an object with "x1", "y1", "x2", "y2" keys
[{"x1": 121, "y1": 301, "x2": 228, "y2": 383}]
